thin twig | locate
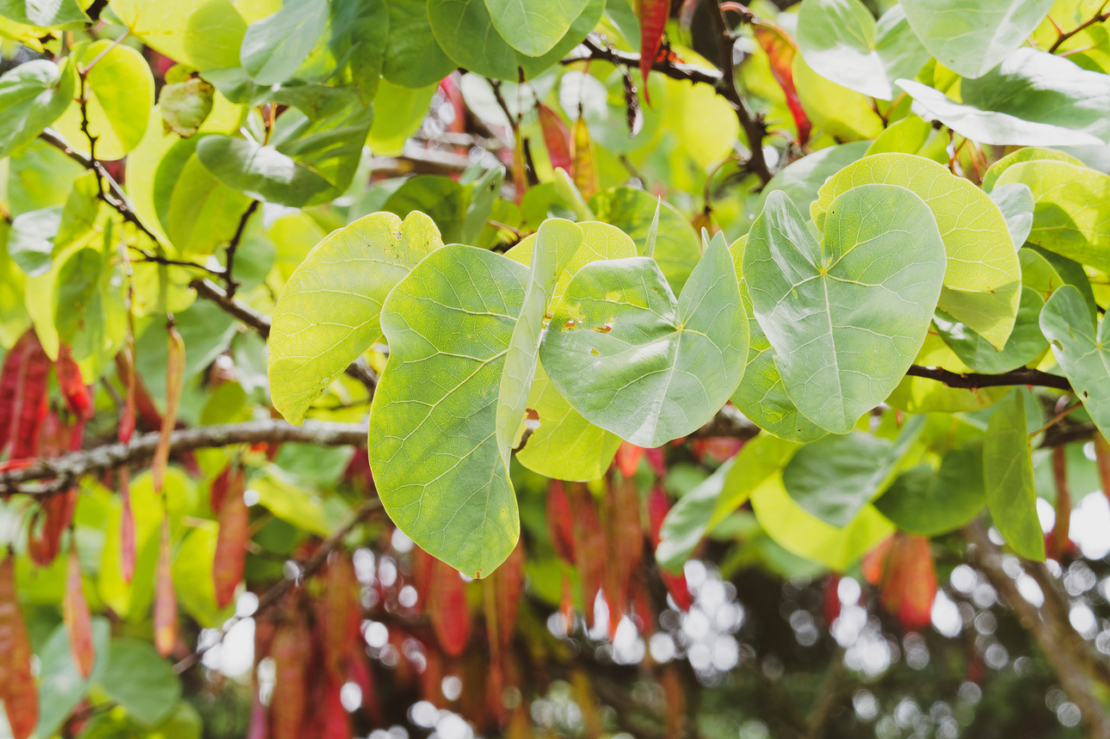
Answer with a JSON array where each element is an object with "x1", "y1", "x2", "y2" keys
[
  {"x1": 1049, "y1": 0, "x2": 1110, "y2": 52},
  {"x1": 224, "y1": 200, "x2": 261, "y2": 300}
]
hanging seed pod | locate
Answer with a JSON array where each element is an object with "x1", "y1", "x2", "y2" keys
[{"x1": 64, "y1": 546, "x2": 95, "y2": 678}]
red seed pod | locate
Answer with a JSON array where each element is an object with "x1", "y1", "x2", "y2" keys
[
  {"x1": 752, "y1": 20, "x2": 812, "y2": 145},
  {"x1": 347, "y1": 650, "x2": 383, "y2": 723},
  {"x1": 63, "y1": 546, "x2": 95, "y2": 678},
  {"x1": 154, "y1": 517, "x2": 177, "y2": 657},
  {"x1": 271, "y1": 618, "x2": 310, "y2": 739},
  {"x1": 28, "y1": 489, "x2": 76, "y2": 566},
  {"x1": 638, "y1": 0, "x2": 669, "y2": 105},
  {"x1": 213, "y1": 467, "x2": 248, "y2": 609},
  {"x1": 428, "y1": 555, "x2": 471, "y2": 657},
  {"x1": 322, "y1": 553, "x2": 360, "y2": 678},
  {"x1": 246, "y1": 685, "x2": 269, "y2": 739},
  {"x1": 613, "y1": 442, "x2": 643, "y2": 478},
  {"x1": 571, "y1": 116, "x2": 597, "y2": 199},
  {"x1": 866, "y1": 534, "x2": 937, "y2": 631},
  {"x1": 823, "y1": 573, "x2": 841, "y2": 627},
  {"x1": 152, "y1": 326, "x2": 185, "y2": 493},
  {"x1": 493, "y1": 540, "x2": 525, "y2": 652},
  {"x1": 603, "y1": 477, "x2": 644, "y2": 636},
  {"x1": 55, "y1": 345, "x2": 93, "y2": 421},
  {"x1": 120, "y1": 469, "x2": 136, "y2": 583},
  {"x1": 570, "y1": 484, "x2": 605, "y2": 626},
  {"x1": 210, "y1": 465, "x2": 232, "y2": 513},
  {"x1": 0, "y1": 330, "x2": 51, "y2": 460},
  {"x1": 537, "y1": 103, "x2": 572, "y2": 173},
  {"x1": 546, "y1": 480, "x2": 576, "y2": 564},
  {"x1": 647, "y1": 486, "x2": 693, "y2": 611},
  {"x1": 1, "y1": 555, "x2": 39, "y2": 739},
  {"x1": 644, "y1": 447, "x2": 667, "y2": 478}
]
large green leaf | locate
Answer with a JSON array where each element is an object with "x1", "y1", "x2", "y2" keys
[
  {"x1": 0, "y1": 0, "x2": 87, "y2": 27},
  {"x1": 755, "y1": 141, "x2": 868, "y2": 216},
  {"x1": 8, "y1": 206, "x2": 60, "y2": 276},
  {"x1": 514, "y1": 0, "x2": 605, "y2": 79},
  {"x1": 796, "y1": 0, "x2": 927, "y2": 100},
  {"x1": 269, "y1": 211, "x2": 443, "y2": 425},
  {"x1": 1041, "y1": 285, "x2": 1110, "y2": 441},
  {"x1": 589, "y1": 186, "x2": 701, "y2": 296},
  {"x1": 428, "y1": 0, "x2": 519, "y2": 80},
  {"x1": 874, "y1": 448, "x2": 986, "y2": 536},
  {"x1": 897, "y1": 49, "x2": 1110, "y2": 146},
  {"x1": 109, "y1": 0, "x2": 247, "y2": 71},
  {"x1": 36, "y1": 618, "x2": 112, "y2": 739},
  {"x1": 54, "y1": 243, "x2": 128, "y2": 374},
  {"x1": 813, "y1": 153, "x2": 1021, "y2": 349},
  {"x1": 383, "y1": 0, "x2": 456, "y2": 88},
  {"x1": 506, "y1": 222, "x2": 634, "y2": 481},
  {"x1": 0, "y1": 59, "x2": 75, "y2": 159},
  {"x1": 990, "y1": 183, "x2": 1034, "y2": 249},
  {"x1": 97, "y1": 639, "x2": 181, "y2": 726},
  {"x1": 382, "y1": 175, "x2": 467, "y2": 244},
  {"x1": 542, "y1": 233, "x2": 748, "y2": 447},
  {"x1": 369, "y1": 221, "x2": 583, "y2": 577},
  {"x1": 54, "y1": 41, "x2": 154, "y2": 160},
  {"x1": 750, "y1": 473, "x2": 894, "y2": 572},
  {"x1": 240, "y1": 0, "x2": 329, "y2": 85},
  {"x1": 367, "y1": 79, "x2": 438, "y2": 155},
  {"x1": 782, "y1": 416, "x2": 924, "y2": 528},
  {"x1": 983, "y1": 390, "x2": 1045, "y2": 560},
  {"x1": 992, "y1": 160, "x2": 1110, "y2": 273},
  {"x1": 485, "y1": 0, "x2": 588, "y2": 57},
  {"x1": 746, "y1": 187, "x2": 945, "y2": 435},
  {"x1": 982, "y1": 147, "x2": 1084, "y2": 192},
  {"x1": 172, "y1": 521, "x2": 236, "y2": 627},
  {"x1": 933, "y1": 287, "x2": 1047, "y2": 374},
  {"x1": 898, "y1": 0, "x2": 1054, "y2": 79}
]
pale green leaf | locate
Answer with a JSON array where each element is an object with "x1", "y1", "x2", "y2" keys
[
  {"x1": 8, "y1": 206, "x2": 60, "y2": 276},
  {"x1": 983, "y1": 390, "x2": 1045, "y2": 560},
  {"x1": 240, "y1": 0, "x2": 329, "y2": 85},
  {"x1": 367, "y1": 79, "x2": 438, "y2": 156},
  {"x1": 1041, "y1": 285, "x2": 1110, "y2": 441},
  {"x1": 382, "y1": 175, "x2": 467, "y2": 243},
  {"x1": 159, "y1": 77, "x2": 215, "y2": 137},
  {"x1": 462, "y1": 166, "x2": 505, "y2": 245},
  {"x1": 96, "y1": 639, "x2": 181, "y2": 726},
  {"x1": 252, "y1": 468, "x2": 333, "y2": 537},
  {"x1": 0, "y1": 0, "x2": 87, "y2": 27},
  {"x1": 485, "y1": 0, "x2": 588, "y2": 57},
  {"x1": 792, "y1": 54, "x2": 884, "y2": 141},
  {"x1": 747, "y1": 187, "x2": 945, "y2": 435},
  {"x1": 269, "y1": 211, "x2": 443, "y2": 424},
  {"x1": 982, "y1": 147, "x2": 1084, "y2": 192},
  {"x1": 813, "y1": 153, "x2": 1021, "y2": 349},
  {"x1": 873, "y1": 448, "x2": 986, "y2": 536},
  {"x1": 36, "y1": 618, "x2": 112, "y2": 739},
  {"x1": 899, "y1": 0, "x2": 1054, "y2": 79},
  {"x1": 428, "y1": 0, "x2": 519, "y2": 80},
  {"x1": 542, "y1": 233, "x2": 748, "y2": 447},
  {"x1": 0, "y1": 59, "x2": 75, "y2": 159},
  {"x1": 109, "y1": 0, "x2": 247, "y2": 71},
  {"x1": 933, "y1": 287, "x2": 1047, "y2": 374},
  {"x1": 989, "y1": 182, "x2": 1034, "y2": 249}
]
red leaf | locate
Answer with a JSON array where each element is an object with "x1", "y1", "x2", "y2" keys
[
  {"x1": 860, "y1": 536, "x2": 894, "y2": 586},
  {"x1": 213, "y1": 467, "x2": 248, "y2": 609},
  {"x1": 639, "y1": 0, "x2": 669, "y2": 105},
  {"x1": 271, "y1": 618, "x2": 309, "y2": 739},
  {"x1": 56, "y1": 345, "x2": 92, "y2": 421},
  {"x1": 347, "y1": 651, "x2": 383, "y2": 723},
  {"x1": 63, "y1": 546, "x2": 95, "y2": 678},
  {"x1": 152, "y1": 326, "x2": 185, "y2": 493},
  {"x1": 322, "y1": 553, "x2": 360, "y2": 677},
  {"x1": 537, "y1": 103, "x2": 572, "y2": 173},
  {"x1": 571, "y1": 117, "x2": 597, "y2": 199},
  {"x1": 0, "y1": 555, "x2": 38, "y2": 739},
  {"x1": 823, "y1": 573, "x2": 841, "y2": 626},
  {"x1": 0, "y1": 330, "x2": 51, "y2": 460},
  {"x1": 247, "y1": 685, "x2": 270, "y2": 739},
  {"x1": 691, "y1": 437, "x2": 743, "y2": 464},
  {"x1": 868, "y1": 534, "x2": 937, "y2": 631},
  {"x1": 603, "y1": 477, "x2": 643, "y2": 635},
  {"x1": 28, "y1": 489, "x2": 76, "y2": 566},
  {"x1": 546, "y1": 480, "x2": 576, "y2": 564},
  {"x1": 613, "y1": 442, "x2": 643, "y2": 478},
  {"x1": 428, "y1": 555, "x2": 471, "y2": 657},
  {"x1": 317, "y1": 675, "x2": 350, "y2": 739},
  {"x1": 647, "y1": 486, "x2": 693, "y2": 611},
  {"x1": 751, "y1": 21, "x2": 812, "y2": 145},
  {"x1": 630, "y1": 577, "x2": 655, "y2": 636},
  {"x1": 489, "y1": 539, "x2": 524, "y2": 653},
  {"x1": 644, "y1": 447, "x2": 667, "y2": 478},
  {"x1": 120, "y1": 468, "x2": 136, "y2": 583},
  {"x1": 210, "y1": 465, "x2": 232, "y2": 513},
  {"x1": 570, "y1": 484, "x2": 605, "y2": 625},
  {"x1": 154, "y1": 517, "x2": 177, "y2": 657}
]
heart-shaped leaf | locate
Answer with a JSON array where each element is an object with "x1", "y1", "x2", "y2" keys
[
  {"x1": 746, "y1": 186, "x2": 945, "y2": 435},
  {"x1": 813, "y1": 153, "x2": 1021, "y2": 350},
  {"x1": 1041, "y1": 285, "x2": 1110, "y2": 441},
  {"x1": 485, "y1": 0, "x2": 588, "y2": 57},
  {"x1": 269, "y1": 211, "x2": 444, "y2": 425},
  {"x1": 874, "y1": 448, "x2": 986, "y2": 536},
  {"x1": 369, "y1": 220, "x2": 583, "y2": 577},
  {"x1": 0, "y1": 59, "x2": 75, "y2": 159},
  {"x1": 240, "y1": 0, "x2": 329, "y2": 85},
  {"x1": 541, "y1": 233, "x2": 748, "y2": 448}
]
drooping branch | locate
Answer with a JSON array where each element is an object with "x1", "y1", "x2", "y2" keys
[
  {"x1": 963, "y1": 522, "x2": 1110, "y2": 739},
  {"x1": 0, "y1": 420, "x2": 368, "y2": 496},
  {"x1": 905, "y1": 364, "x2": 1071, "y2": 392}
]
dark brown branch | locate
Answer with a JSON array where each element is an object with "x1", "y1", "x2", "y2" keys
[
  {"x1": 1049, "y1": 0, "x2": 1110, "y2": 52},
  {"x1": 905, "y1": 364, "x2": 1071, "y2": 391},
  {"x1": 0, "y1": 420, "x2": 368, "y2": 496},
  {"x1": 563, "y1": 35, "x2": 724, "y2": 88},
  {"x1": 173, "y1": 496, "x2": 382, "y2": 674},
  {"x1": 963, "y1": 522, "x2": 1110, "y2": 739},
  {"x1": 224, "y1": 200, "x2": 261, "y2": 300}
]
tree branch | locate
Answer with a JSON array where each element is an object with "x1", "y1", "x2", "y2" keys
[
  {"x1": 905, "y1": 364, "x2": 1071, "y2": 392},
  {"x1": 0, "y1": 420, "x2": 368, "y2": 496},
  {"x1": 963, "y1": 522, "x2": 1110, "y2": 739},
  {"x1": 224, "y1": 200, "x2": 261, "y2": 300}
]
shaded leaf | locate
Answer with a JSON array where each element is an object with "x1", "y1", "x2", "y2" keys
[{"x1": 983, "y1": 391, "x2": 1045, "y2": 560}]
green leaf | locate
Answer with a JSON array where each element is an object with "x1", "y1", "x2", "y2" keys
[
  {"x1": 54, "y1": 41, "x2": 154, "y2": 160},
  {"x1": 241, "y1": 0, "x2": 329, "y2": 85},
  {"x1": 983, "y1": 389, "x2": 1045, "y2": 560},
  {"x1": 899, "y1": 0, "x2": 1054, "y2": 79},
  {"x1": 428, "y1": 0, "x2": 519, "y2": 80},
  {"x1": 370, "y1": 221, "x2": 583, "y2": 577},
  {"x1": 109, "y1": 0, "x2": 247, "y2": 71},
  {"x1": 756, "y1": 141, "x2": 869, "y2": 215},
  {"x1": 982, "y1": 147, "x2": 1084, "y2": 192},
  {"x1": 513, "y1": 0, "x2": 605, "y2": 79},
  {"x1": 813, "y1": 153, "x2": 1022, "y2": 350},
  {"x1": 746, "y1": 187, "x2": 945, "y2": 435},
  {"x1": 269, "y1": 211, "x2": 443, "y2": 425},
  {"x1": 874, "y1": 448, "x2": 986, "y2": 536},
  {"x1": 461, "y1": 166, "x2": 505, "y2": 245},
  {"x1": 542, "y1": 233, "x2": 748, "y2": 447},
  {"x1": 0, "y1": 0, "x2": 87, "y2": 27},
  {"x1": 252, "y1": 468, "x2": 333, "y2": 536},
  {"x1": 886, "y1": 332, "x2": 1008, "y2": 413},
  {"x1": 383, "y1": 0, "x2": 457, "y2": 87},
  {"x1": 0, "y1": 59, "x2": 75, "y2": 159},
  {"x1": 796, "y1": 0, "x2": 927, "y2": 100},
  {"x1": 589, "y1": 186, "x2": 701, "y2": 296},
  {"x1": 933, "y1": 287, "x2": 1046, "y2": 374},
  {"x1": 56, "y1": 171, "x2": 101, "y2": 249},
  {"x1": 897, "y1": 49, "x2": 1110, "y2": 146},
  {"x1": 159, "y1": 77, "x2": 215, "y2": 137},
  {"x1": 367, "y1": 79, "x2": 438, "y2": 155},
  {"x1": 36, "y1": 618, "x2": 111, "y2": 739},
  {"x1": 96, "y1": 639, "x2": 181, "y2": 726},
  {"x1": 750, "y1": 472, "x2": 895, "y2": 572},
  {"x1": 1041, "y1": 284, "x2": 1110, "y2": 441},
  {"x1": 989, "y1": 182, "x2": 1034, "y2": 249},
  {"x1": 865, "y1": 113, "x2": 933, "y2": 157},
  {"x1": 992, "y1": 159, "x2": 1110, "y2": 273},
  {"x1": 135, "y1": 300, "x2": 237, "y2": 401},
  {"x1": 8, "y1": 206, "x2": 60, "y2": 276},
  {"x1": 506, "y1": 222, "x2": 634, "y2": 480},
  {"x1": 485, "y1": 0, "x2": 588, "y2": 57},
  {"x1": 782, "y1": 416, "x2": 924, "y2": 528},
  {"x1": 382, "y1": 175, "x2": 467, "y2": 243},
  {"x1": 172, "y1": 521, "x2": 237, "y2": 627},
  {"x1": 54, "y1": 244, "x2": 128, "y2": 373}
]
